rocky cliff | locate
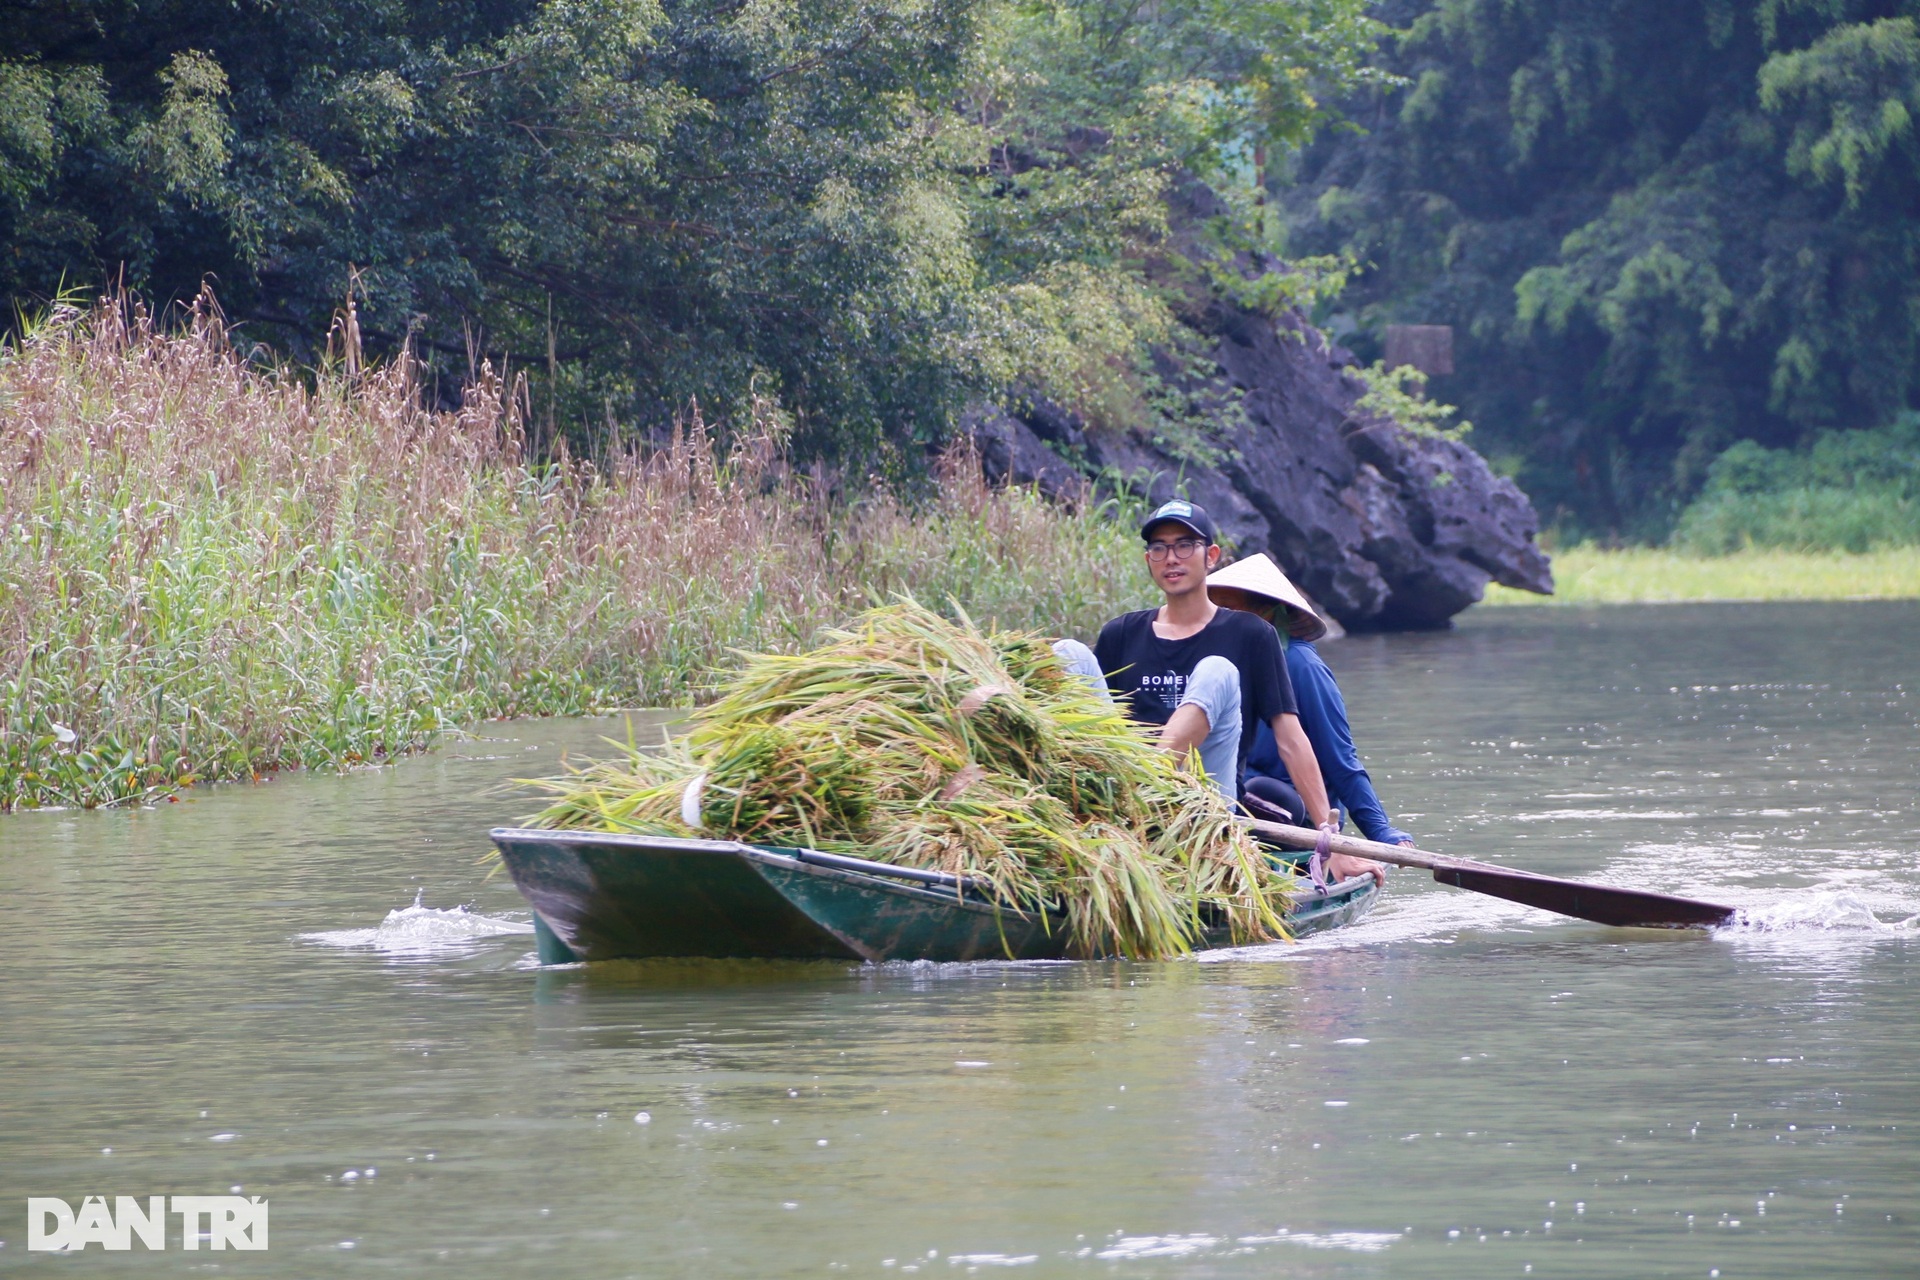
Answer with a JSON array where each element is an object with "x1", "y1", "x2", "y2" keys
[{"x1": 969, "y1": 188, "x2": 1554, "y2": 630}]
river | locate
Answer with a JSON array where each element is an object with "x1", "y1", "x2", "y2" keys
[{"x1": 3, "y1": 601, "x2": 1915, "y2": 1277}]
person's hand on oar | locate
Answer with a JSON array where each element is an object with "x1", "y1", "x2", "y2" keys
[
  {"x1": 1275, "y1": 808, "x2": 1397, "y2": 888},
  {"x1": 1327, "y1": 848, "x2": 1388, "y2": 887},
  {"x1": 1320, "y1": 819, "x2": 1392, "y2": 887}
]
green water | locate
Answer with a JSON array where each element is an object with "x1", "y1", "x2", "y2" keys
[{"x1": 3, "y1": 602, "x2": 1916, "y2": 1277}]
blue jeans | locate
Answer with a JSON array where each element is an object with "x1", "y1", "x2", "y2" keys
[{"x1": 1052, "y1": 639, "x2": 1242, "y2": 800}]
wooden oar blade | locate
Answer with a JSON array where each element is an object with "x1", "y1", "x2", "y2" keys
[
  {"x1": 1433, "y1": 865, "x2": 1737, "y2": 929},
  {"x1": 1242, "y1": 816, "x2": 1737, "y2": 930}
]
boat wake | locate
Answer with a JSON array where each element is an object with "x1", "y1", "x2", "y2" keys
[
  {"x1": 1603, "y1": 842, "x2": 1920, "y2": 942},
  {"x1": 1723, "y1": 888, "x2": 1920, "y2": 936},
  {"x1": 1204, "y1": 837, "x2": 1920, "y2": 961},
  {"x1": 1092, "y1": 1229, "x2": 1400, "y2": 1259},
  {"x1": 300, "y1": 891, "x2": 534, "y2": 958},
  {"x1": 928, "y1": 1227, "x2": 1400, "y2": 1269}
]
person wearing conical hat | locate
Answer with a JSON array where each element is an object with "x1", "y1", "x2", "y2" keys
[
  {"x1": 1208, "y1": 554, "x2": 1414, "y2": 851},
  {"x1": 1050, "y1": 499, "x2": 1384, "y2": 888}
]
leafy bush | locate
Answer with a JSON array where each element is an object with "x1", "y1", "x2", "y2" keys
[
  {"x1": 1353, "y1": 361, "x2": 1471, "y2": 440},
  {"x1": 1672, "y1": 417, "x2": 1920, "y2": 553}
]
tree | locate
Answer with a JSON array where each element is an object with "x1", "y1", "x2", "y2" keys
[
  {"x1": 0, "y1": 0, "x2": 1386, "y2": 469},
  {"x1": 1279, "y1": 0, "x2": 1920, "y2": 537},
  {"x1": 951, "y1": 0, "x2": 1389, "y2": 453},
  {"x1": 1, "y1": 0, "x2": 982, "y2": 463}
]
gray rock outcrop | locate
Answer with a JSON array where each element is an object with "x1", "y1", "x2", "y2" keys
[{"x1": 970, "y1": 189, "x2": 1554, "y2": 630}]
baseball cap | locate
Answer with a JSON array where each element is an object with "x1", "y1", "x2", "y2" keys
[{"x1": 1139, "y1": 498, "x2": 1217, "y2": 544}]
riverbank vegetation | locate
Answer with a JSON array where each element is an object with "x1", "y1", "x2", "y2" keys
[
  {"x1": 1480, "y1": 547, "x2": 1920, "y2": 606},
  {"x1": 9, "y1": 0, "x2": 1919, "y2": 811},
  {"x1": 1670, "y1": 417, "x2": 1920, "y2": 554},
  {"x1": 0, "y1": 303, "x2": 1146, "y2": 811},
  {"x1": 1484, "y1": 416, "x2": 1920, "y2": 604}
]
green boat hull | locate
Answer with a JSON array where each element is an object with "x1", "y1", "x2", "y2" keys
[{"x1": 491, "y1": 827, "x2": 1380, "y2": 964}]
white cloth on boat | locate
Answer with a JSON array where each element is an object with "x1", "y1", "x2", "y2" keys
[{"x1": 679, "y1": 772, "x2": 707, "y2": 829}]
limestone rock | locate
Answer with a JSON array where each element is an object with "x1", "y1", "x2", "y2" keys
[
  {"x1": 968, "y1": 262, "x2": 1553, "y2": 630},
  {"x1": 964, "y1": 403, "x2": 1084, "y2": 502}
]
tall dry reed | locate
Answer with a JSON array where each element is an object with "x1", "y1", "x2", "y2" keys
[{"x1": 0, "y1": 299, "x2": 1147, "y2": 809}]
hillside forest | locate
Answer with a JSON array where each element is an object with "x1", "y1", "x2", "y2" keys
[
  {"x1": 1282, "y1": 0, "x2": 1920, "y2": 540},
  {"x1": 3, "y1": 0, "x2": 1919, "y2": 543}
]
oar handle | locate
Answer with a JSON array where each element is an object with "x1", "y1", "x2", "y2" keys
[{"x1": 1243, "y1": 819, "x2": 1521, "y2": 878}]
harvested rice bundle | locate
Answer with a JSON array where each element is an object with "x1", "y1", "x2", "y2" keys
[{"x1": 524, "y1": 600, "x2": 1293, "y2": 958}]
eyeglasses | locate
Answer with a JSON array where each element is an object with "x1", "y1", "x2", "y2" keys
[{"x1": 1145, "y1": 537, "x2": 1209, "y2": 562}]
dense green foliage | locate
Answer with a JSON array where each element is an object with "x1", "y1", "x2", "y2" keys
[
  {"x1": 1673, "y1": 412, "x2": 1920, "y2": 550},
  {"x1": 1280, "y1": 0, "x2": 1920, "y2": 537},
  {"x1": 0, "y1": 0, "x2": 1384, "y2": 467}
]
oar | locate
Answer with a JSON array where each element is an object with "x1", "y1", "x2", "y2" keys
[{"x1": 1246, "y1": 819, "x2": 1737, "y2": 929}]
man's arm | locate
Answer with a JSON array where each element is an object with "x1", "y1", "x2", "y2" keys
[
  {"x1": 1269, "y1": 713, "x2": 1331, "y2": 827},
  {"x1": 1271, "y1": 710, "x2": 1387, "y2": 886},
  {"x1": 1288, "y1": 647, "x2": 1411, "y2": 845}
]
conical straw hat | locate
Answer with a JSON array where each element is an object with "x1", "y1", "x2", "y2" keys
[{"x1": 1207, "y1": 553, "x2": 1329, "y2": 642}]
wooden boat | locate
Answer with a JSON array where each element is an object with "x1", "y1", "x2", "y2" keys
[{"x1": 490, "y1": 827, "x2": 1381, "y2": 964}]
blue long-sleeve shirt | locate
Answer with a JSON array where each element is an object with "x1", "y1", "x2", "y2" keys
[{"x1": 1246, "y1": 641, "x2": 1411, "y2": 845}]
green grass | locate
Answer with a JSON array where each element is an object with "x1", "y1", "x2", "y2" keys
[
  {"x1": 0, "y1": 301, "x2": 1147, "y2": 810},
  {"x1": 1481, "y1": 545, "x2": 1920, "y2": 606}
]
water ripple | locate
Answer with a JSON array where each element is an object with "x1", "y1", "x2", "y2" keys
[
  {"x1": 1090, "y1": 1228, "x2": 1401, "y2": 1260},
  {"x1": 1726, "y1": 889, "x2": 1920, "y2": 935},
  {"x1": 299, "y1": 891, "x2": 532, "y2": 957}
]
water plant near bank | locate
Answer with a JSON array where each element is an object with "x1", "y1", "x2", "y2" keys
[
  {"x1": 0, "y1": 302, "x2": 1145, "y2": 811},
  {"x1": 523, "y1": 601, "x2": 1292, "y2": 959}
]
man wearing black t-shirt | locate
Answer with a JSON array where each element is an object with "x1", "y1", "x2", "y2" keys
[{"x1": 1054, "y1": 498, "x2": 1385, "y2": 887}]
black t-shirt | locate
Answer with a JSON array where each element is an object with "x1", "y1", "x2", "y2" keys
[{"x1": 1093, "y1": 607, "x2": 1297, "y2": 775}]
